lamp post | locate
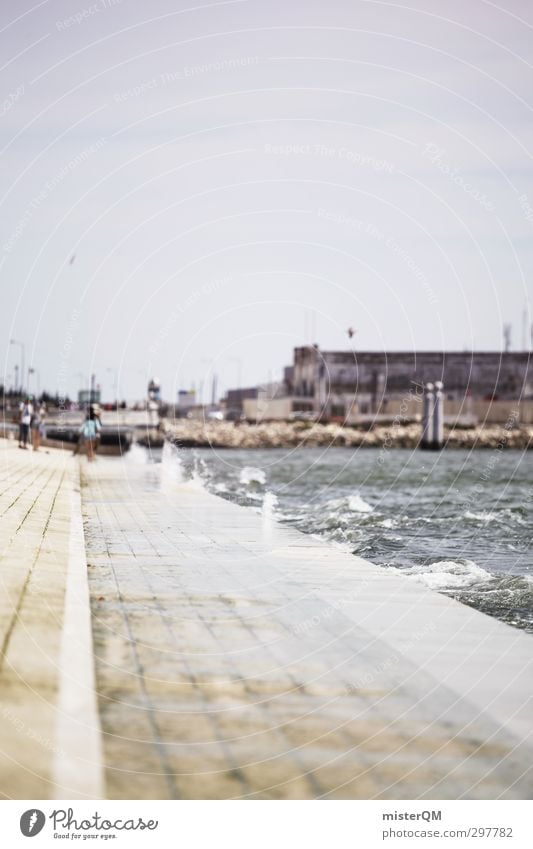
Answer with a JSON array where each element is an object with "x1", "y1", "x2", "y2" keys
[
  {"x1": 229, "y1": 357, "x2": 242, "y2": 389},
  {"x1": 28, "y1": 367, "x2": 40, "y2": 398},
  {"x1": 200, "y1": 357, "x2": 213, "y2": 407},
  {"x1": 106, "y1": 367, "x2": 118, "y2": 406},
  {"x1": 10, "y1": 339, "x2": 25, "y2": 395},
  {"x1": 75, "y1": 372, "x2": 89, "y2": 408}
]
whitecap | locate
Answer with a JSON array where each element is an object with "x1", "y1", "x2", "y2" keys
[
  {"x1": 160, "y1": 441, "x2": 185, "y2": 486},
  {"x1": 464, "y1": 510, "x2": 497, "y2": 523},
  {"x1": 262, "y1": 491, "x2": 279, "y2": 520},
  {"x1": 185, "y1": 473, "x2": 205, "y2": 490},
  {"x1": 239, "y1": 466, "x2": 266, "y2": 486},
  {"x1": 378, "y1": 517, "x2": 396, "y2": 529},
  {"x1": 126, "y1": 443, "x2": 148, "y2": 464},
  {"x1": 396, "y1": 559, "x2": 493, "y2": 590},
  {"x1": 213, "y1": 482, "x2": 229, "y2": 493},
  {"x1": 347, "y1": 494, "x2": 373, "y2": 513}
]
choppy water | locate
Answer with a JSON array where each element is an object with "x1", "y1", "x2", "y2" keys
[{"x1": 135, "y1": 443, "x2": 533, "y2": 633}]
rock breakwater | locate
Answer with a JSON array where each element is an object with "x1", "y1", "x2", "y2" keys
[{"x1": 161, "y1": 420, "x2": 532, "y2": 450}]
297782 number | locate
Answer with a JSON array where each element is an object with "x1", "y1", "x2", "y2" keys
[{"x1": 468, "y1": 828, "x2": 513, "y2": 838}]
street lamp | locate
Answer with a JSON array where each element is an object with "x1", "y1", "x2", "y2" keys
[
  {"x1": 75, "y1": 372, "x2": 89, "y2": 407},
  {"x1": 10, "y1": 339, "x2": 25, "y2": 394},
  {"x1": 106, "y1": 367, "x2": 119, "y2": 405},
  {"x1": 229, "y1": 356, "x2": 242, "y2": 389},
  {"x1": 200, "y1": 357, "x2": 215, "y2": 407},
  {"x1": 28, "y1": 367, "x2": 40, "y2": 398}
]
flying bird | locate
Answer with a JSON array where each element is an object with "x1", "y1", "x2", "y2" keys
[{"x1": 347, "y1": 327, "x2": 357, "y2": 339}]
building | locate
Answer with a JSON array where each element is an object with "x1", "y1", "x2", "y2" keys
[
  {"x1": 244, "y1": 346, "x2": 532, "y2": 424},
  {"x1": 224, "y1": 387, "x2": 258, "y2": 414},
  {"x1": 78, "y1": 388, "x2": 101, "y2": 407},
  {"x1": 234, "y1": 377, "x2": 315, "y2": 422},
  {"x1": 177, "y1": 389, "x2": 196, "y2": 408}
]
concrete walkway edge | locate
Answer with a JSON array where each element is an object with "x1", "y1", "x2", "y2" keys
[{"x1": 52, "y1": 478, "x2": 104, "y2": 799}]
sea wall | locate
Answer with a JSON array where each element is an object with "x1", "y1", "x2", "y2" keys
[{"x1": 162, "y1": 419, "x2": 533, "y2": 450}]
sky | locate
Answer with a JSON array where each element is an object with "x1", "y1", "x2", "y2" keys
[{"x1": 1, "y1": 0, "x2": 533, "y2": 402}]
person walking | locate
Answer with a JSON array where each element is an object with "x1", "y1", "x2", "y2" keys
[
  {"x1": 78, "y1": 409, "x2": 101, "y2": 462},
  {"x1": 31, "y1": 403, "x2": 46, "y2": 451},
  {"x1": 89, "y1": 403, "x2": 102, "y2": 458},
  {"x1": 18, "y1": 397, "x2": 33, "y2": 449}
]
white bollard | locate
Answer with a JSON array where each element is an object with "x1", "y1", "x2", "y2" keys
[
  {"x1": 433, "y1": 381, "x2": 444, "y2": 449},
  {"x1": 421, "y1": 382, "x2": 434, "y2": 448}
]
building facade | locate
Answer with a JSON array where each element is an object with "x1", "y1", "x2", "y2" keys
[{"x1": 292, "y1": 346, "x2": 532, "y2": 418}]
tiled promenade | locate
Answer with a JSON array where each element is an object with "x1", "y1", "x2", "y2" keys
[
  {"x1": 0, "y1": 441, "x2": 101, "y2": 799},
  {"x1": 81, "y1": 456, "x2": 533, "y2": 800},
  {"x1": 0, "y1": 441, "x2": 531, "y2": 799}
]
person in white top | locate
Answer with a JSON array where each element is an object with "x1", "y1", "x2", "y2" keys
[{"x1": 19, "y1": 397, "x2": 33, "y2": 449}]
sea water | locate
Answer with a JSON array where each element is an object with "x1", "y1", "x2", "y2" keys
[{"x1": 152, "y1": 445, "x2": 533, "y2": 633}]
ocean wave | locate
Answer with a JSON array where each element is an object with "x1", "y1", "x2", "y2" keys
[
  {"x1": 464, "y1": 507, "x2": 526, "y2": 526},
  {"x1": 239, "y1": 466, "x2": 266, "y2": 486},
  {"x1": 126, "y1": 443, "x2": 148, "y2": 464},
  {"x1": 347, "y1": 494, "x2": 373, "y2": 513},
  {"x1": 378, "y1": 517, "x2": 397, "y2": 529},
  {"x1": 160, "y1": 441, "x2": 185, "y2": 487},
  {"x1": 464, "y1": 510, "x2": 496, "y2": 523},
  {"x1": 324, "y1": 494, "x2": 373, "y2": 514},
  {"x1": 395, "y1": 559, "x2": 493, "y2": 590},
  {"x1": 213, "y1": 482, "x2": 229, "y2": 493},
  {"x1": 262, "y1": 491, "x2": 279, "y2": 519}
]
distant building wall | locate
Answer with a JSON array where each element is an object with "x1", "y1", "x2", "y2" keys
[
  {"x1": 78, "y1": 389, "x2": 101, "y2": 406},
  {"x1": 243, "y1": 396, "x2": 314, "y2": 421},
  {"x1": 226, "y1": 387, "x2": 258, "y2": 412},
  {"x1": 243, "y1": 393, "x2": 533, "y2": 425},
  {"x1": 257, "y1": 381, "x2": 286, "y2": 402},
  {"x1": 283, "y1": 365, "x2": 295, "y2": 394},
  {"x1": 177, "y1": 389, "x2": 196, "y2": 409},
  {"x1": 292, "y1": 346, "x2": 532, "y2": 409},
  {"x1": 445, "y1": 399, "x2": 532, "y2": 425}
]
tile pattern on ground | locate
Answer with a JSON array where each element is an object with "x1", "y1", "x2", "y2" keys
[
  {"x1": 0, "y1": 441, "x2": 74, "y2": 799},
  {"x1": 82, "y1": 458, "x2": 533, "y2": 800}
]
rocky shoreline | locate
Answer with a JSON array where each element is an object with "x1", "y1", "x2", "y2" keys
[{"x1": 162, "y1": 419, "x2": 533, "y2": 450}]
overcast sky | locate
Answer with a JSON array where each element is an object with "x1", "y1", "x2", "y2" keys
[{"x1": 1, "y1": 0, "x2": 532, "y2": 402}]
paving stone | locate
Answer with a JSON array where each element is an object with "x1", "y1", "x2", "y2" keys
[
  {"x1": 0, "y1": 442, "x2": 74, "y2": 799},
  {"x1": 81, "y1": 457, "x2": 533, "y2": 800}
]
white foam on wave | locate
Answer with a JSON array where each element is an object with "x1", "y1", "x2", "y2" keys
[
  {"x1": 324, "y1": 494, "x2": 373, "y2": 515},
  {"x1": 262, "y1": 491, "x2": 279, "y2": 520},
  {"x1": 183, "y1": 453, "x2": 214, "y2": 491},
  {"x1": 347, "y1": 494, "x2": 373, "y2": 513},
  {"x1": 464, "y1": 508, "x2": 525, "y2": 526},
  {"x1": 378, "y1": 517, "x2": 396, "y2": 529},
  {"x1": 464, "y1": 510, "x2": 497, "y2": 523},
  {"x1": 239, "y1": 466, "x2": 266, "y2": 486},
  {"x1": 185, "y1": 471, "x2": 206, "y2": 490},
  {"x1": 187, "y1": 457, "x2": 207, "y2": 490},
  {"x1": 160, "y1": 441, "x2": 185, "y2": 487},
  {"x1": 126, "y1": 442, "x2": 148, "y2": 464},
  {"x1": 396, "y1": 559, "x2": 493, "y2": 590}
]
